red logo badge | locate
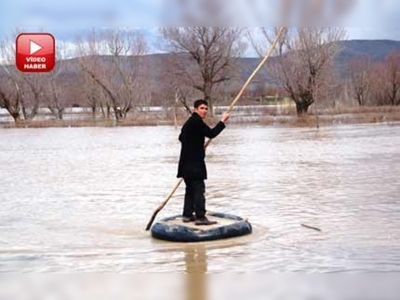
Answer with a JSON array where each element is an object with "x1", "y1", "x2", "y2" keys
[{"x1": 16, "y1": 33, "x2": 55, "y2": 73}]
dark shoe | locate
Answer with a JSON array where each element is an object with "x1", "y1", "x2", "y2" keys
[
  {"x1": 182, "y1": 215, "x2": 196, "y2": 223},
  {"x1": 195, "y1": 217, "x2": 217, "y2": 226}
]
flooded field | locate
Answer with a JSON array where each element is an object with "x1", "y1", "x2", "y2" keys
[{"x1": 0, "y1": 122, "x2": 400, "y2": 275}]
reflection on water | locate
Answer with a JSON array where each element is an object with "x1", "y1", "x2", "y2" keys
[
  {"x1": 184, "y1": 246, "x2": 207, "y2": 274},
  {"x1": 0, "y1": 123, "x2": 400, "y2": 274},
  {"x1": 184, "y1": 246, "x2": 207, "y2": 300}
]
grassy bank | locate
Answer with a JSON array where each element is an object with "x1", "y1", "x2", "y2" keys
[{"x1": 1, "y1": 106, "x2": 400, "y2": 128}]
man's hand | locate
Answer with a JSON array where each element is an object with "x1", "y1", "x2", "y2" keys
[{"x1": 221, "y1": 112, "x2": 230, "y2": 123}]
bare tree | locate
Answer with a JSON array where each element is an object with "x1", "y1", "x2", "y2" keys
[
  {"x1": 0, "y1": 75, "x2": 23, "y2": 122},
  {"x1": 348, "y1": 55, "x2": 374, "y2": 106},
  {"x1": 369, "y1": 62, "x2": 387, "y2": 106},
  {"x1": 82, "y1": 74, "x2": 108, "y2": 119},
  {"x1": 251, "y1": 27, "x2": 346, "y2": 115},
  {"x1": 43, "y1": 76, "x2": 67, "y2": 120},
  {"x1": 76, "y1": 28, "x2": 148, "y2": 122},
  {"x1": 159, "y1": 54, "x2": 199, "y2": 116},
  {"x1": 102, "y1": 28, "x2": 149, "y2": 117},
  {"x1": 0, "y1": 34, "x2": 24, "y2": 122},
  {"x1": 20, "y1": 74, "x2": 47, "y2": 120},
  {"x1": 40, "y1": 41, "x2": 72, "y2": 120},
  {"x1": 0, "y1": 29, "x2": 56, "y2": 122},
  {"x1": 159, "y1": 27, "x2": 246, "y2": 116},
  {"x1": 383, "y1": 50, "x2": 400, "y2": 106}
]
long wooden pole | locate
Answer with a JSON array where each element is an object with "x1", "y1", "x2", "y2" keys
[{"x1": 145, "y1": 27, "x2": 286, "y2": 231}]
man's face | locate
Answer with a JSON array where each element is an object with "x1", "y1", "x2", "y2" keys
[{"x1": 194, "y1": 104, "x2": 208, "y2": 119}]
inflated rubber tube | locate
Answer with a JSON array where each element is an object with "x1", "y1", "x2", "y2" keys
[{"x1": 151, "y1": 212, "x2": 252, "y2": 242}]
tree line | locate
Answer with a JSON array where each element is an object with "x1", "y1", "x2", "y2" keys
[
  {"x1": 1, "y1": 27, "x2": 400, "y2": 124},
  {"x1": 349, "y1": 51, "x2": 400, "y2": 106}
]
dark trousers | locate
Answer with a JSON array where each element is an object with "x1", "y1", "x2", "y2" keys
[{"x1": 183, "y1": 179, "x2": 206, "y2": 219}]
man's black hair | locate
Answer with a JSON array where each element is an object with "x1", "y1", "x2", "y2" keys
[{"x1": 194, "y1": 99, "x2": 208, "y2": 108}]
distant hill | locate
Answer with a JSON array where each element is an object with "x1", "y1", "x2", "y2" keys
[
  {"x1": 334, "y1": 40, "x2": 400, "y2": 75},
  {"x1": 337, "y1": 39, "x2": 400, "y2": 61},
  {"x1": 2, "y1": 39, "x2": 400, "y2": 90}
]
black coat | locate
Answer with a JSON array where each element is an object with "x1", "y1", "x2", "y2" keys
[{"x1": 177, "y1": 112, "x2": 226, "y2": 180}]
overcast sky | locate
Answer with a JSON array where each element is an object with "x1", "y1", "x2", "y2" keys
[{"x1": 1, "y1": 0, "x2": 400, "y2": 55}]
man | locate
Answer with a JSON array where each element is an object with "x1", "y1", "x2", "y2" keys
[{"x1": 177, "y1": 99, "x2": 230, "y2": 226}]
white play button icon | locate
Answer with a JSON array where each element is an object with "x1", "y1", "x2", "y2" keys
[{"x1": 29, "y1": 40, "x2": 43, "y2": 55}]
